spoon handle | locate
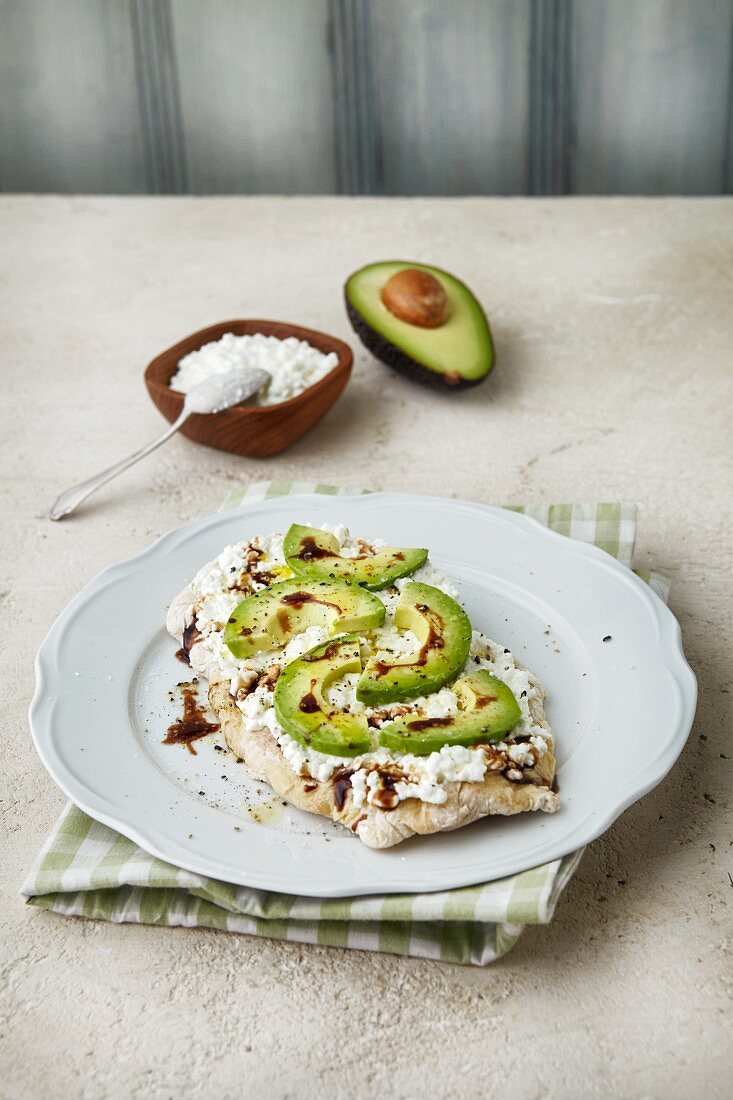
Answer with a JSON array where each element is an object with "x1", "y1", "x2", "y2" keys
[{"x1": 49, "y1": 409, "x2": 189, "y2": 521}]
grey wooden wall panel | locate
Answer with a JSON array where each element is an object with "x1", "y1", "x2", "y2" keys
[
  {"x1": 369, "y1": 0, "x2": 532, "y2": 195},
  {"x1": 572, "y1": 0, "x2": 733, "y2": 195},
  {"x1": 1, "y1": 0, "x2": 732, "y2": 196},
  {"x1": 0, "y1": 0, "x2": 145, "y2": 192},
  {"x1": 529, "y1": 0, "x2": 573, "y2": 195},
  {"x1": 130, "y1": 0, "x2": 188, "y2": 193},
  {"x1": 330, "y1": 0, "x2": 381, "y2": 195},
  {"x1": 170, "y1": 0, "x2": 336, "y2": 194}
]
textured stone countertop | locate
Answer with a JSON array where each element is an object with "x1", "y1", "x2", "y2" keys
[{"x1": 1, "y1": 196, "x2": 731, "y2": 1098}]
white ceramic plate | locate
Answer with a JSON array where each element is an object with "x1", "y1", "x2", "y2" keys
[{"x1": 30, "y1": 493, "x2": 696, "y2": 896}]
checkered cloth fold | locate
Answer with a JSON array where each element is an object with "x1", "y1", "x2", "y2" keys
[{"x1": 22, "y1": 484, "x2": 669, "y2": 965}]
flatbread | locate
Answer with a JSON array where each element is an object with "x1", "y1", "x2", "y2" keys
[{"x1": 167, "y1": 554, "x2": 558, "y2": 850}]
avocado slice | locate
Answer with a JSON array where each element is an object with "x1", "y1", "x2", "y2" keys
[
  {"x1": 283, "y1": 523, "x2": 428, "y2": 591},
  {"x1": 274, "y1": 634, "x2": 371, "y2": 756},
  {"x1": 224, "y1": 579, "x2": 385, "y2": 659},
  {"x1": 344, "y1": 261, "x2": 494, "y2": 390},
  {"x1": 378, "y1": 670, "x2": 521, "y2": 756},
  {"x1": 356, "y1": 581, "x2": 472, "y2": 705}
]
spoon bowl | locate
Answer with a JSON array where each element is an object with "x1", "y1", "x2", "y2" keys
[{"x1": 182, "y1": 367, "x2": 272, "y2": 415}]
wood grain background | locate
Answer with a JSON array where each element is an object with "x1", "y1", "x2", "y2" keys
[{"x1": 1, "y1": 0, "x2": 731, "y2": 195}]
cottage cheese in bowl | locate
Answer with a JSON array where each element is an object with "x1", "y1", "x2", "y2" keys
[{"x1": 169, "y1": 332, "x2": 338, "y2": 407}]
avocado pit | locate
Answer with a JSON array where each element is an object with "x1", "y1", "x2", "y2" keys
[{"x1": 380, "y1": 268, "x2": 448, "y2": 328}]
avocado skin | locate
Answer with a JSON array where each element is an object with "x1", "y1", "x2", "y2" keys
[{"x1": 344, "y1": 296, "x2": 490, "y2": 391}]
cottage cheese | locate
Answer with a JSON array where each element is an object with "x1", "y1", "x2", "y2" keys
[
  {"x1": 180, "y1": 524, "x2": 551, "y2": 808},
  {"x1": 169, "y1": 332, "x2": 338, "y2": 406}
]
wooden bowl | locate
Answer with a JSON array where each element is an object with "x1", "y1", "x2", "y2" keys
[{"x1": 144, "y1": 319, "x2": 353, "y2": 458}]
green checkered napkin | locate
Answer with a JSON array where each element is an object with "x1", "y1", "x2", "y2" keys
[{"x1": 22, "y1": 484, "x2": 669, "y2": 966}]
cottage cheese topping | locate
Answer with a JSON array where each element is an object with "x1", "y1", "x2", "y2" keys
[
  {"x1": 169, "y1": 332, "x2": 338, "y2": 407},
  {"x1": 181, "y1": 524, "x2": 551, "y2": 808}
]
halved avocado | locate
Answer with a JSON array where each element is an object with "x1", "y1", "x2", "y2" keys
[
  {"x1": 224, "y1": 578, "x2": 385, "y2": 659},
  {"x1": 356, "y1": 581, "x2": 472, "y2": 706},
  {"x1": 344, "y1": 261, "x2": 494, "y2": 389},
  {"x1": 283, "y1": 523, "x2": 427, "y2": 591},
  {"x1": 274, "y1": 634, "x2": 371, "y2": 756},
  {"x1": 379, "y1": 670, "x2": 521, "y2": 756}
]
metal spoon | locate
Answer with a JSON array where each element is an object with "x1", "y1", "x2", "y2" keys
[{"x1": 49, "y1": 367, "x2": 271, "y2": 521}]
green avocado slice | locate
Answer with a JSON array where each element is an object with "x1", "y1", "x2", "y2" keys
[
  {"x1": 378, "y1": 670, "x2": 521, "y2": 756},
  {"x1": 283, "y1": 523, "x2": 428, "y2": 591},
  {"x1": 344, "y1": 261, "x2": 494, "y2": 389},
  {"x1": 356, "y1": 581, "x2": 472, "y2": 706},
  {"x1": 274, "y1": 634, "x2": 371, "y2": 756},
  {"x1": 224, "y1": 578, "x2": 385, "y2": 659}
]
